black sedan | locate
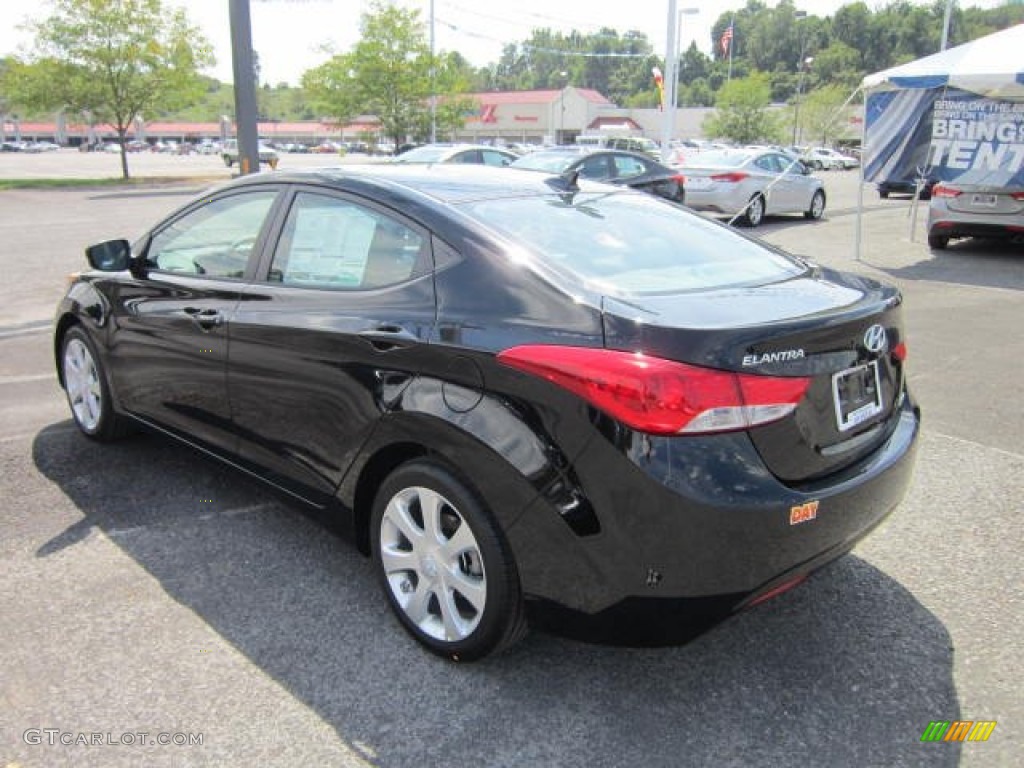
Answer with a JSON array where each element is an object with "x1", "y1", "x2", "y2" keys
[
  {"x1": 55, "y1": 165, "x2": 919, "y2": 660},
  {"x1": 510, "y1": 147, "x2": 686, "y2": 203}
]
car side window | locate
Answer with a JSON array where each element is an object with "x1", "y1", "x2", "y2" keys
[
  {"x1": 481, "y1": 150, "x2": 512, "y2": 167},
  {"x1": 450, "y1": 150, "x2": 482, "y2": 164},
  {"x1": 146, "y1": 191, "x2": 277, "y2": 278},
  {"x1": 755, "y1": 155, "x2": 781, "y2": 174},
  {"x1": 269, "y1": 191, "x2": 426, "y2": 290},
  {"x1": 579, "y1": 155, "x2": 610, "y2": 180},
  {"x1": 612, "y1": 155, "x2": 647, "y2": 179}
]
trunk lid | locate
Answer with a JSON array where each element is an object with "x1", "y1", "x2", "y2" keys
[{"x1": 601, "y1": 268, "x2": 908, "y2": 483}]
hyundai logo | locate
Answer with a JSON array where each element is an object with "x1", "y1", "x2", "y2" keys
[{"x1": 863, "y1": 324, "x2": 888, "y2": 354}]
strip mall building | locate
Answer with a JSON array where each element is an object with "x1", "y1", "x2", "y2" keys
[{"x1": 1, "y1": 87, "x2": 720, "y2": 147}]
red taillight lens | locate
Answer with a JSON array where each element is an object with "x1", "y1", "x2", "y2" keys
[
  {"x1": 1010, "y1": 191, "x2": 1024, "y2": 201},
  {"x1": 892, "y1": 342, "x2": 908, "y2": 362},
  {"x1": 496, "y1": 345, "x2": 810, "y2": 436},
  {"x1": 671, "y1": 174, "x2": 686, "y2": 184},
  {"x1": 710, "y1": 172, "x2": 749, "y2": 183},
  {"x1": 932, "y1": 183, "x2": 961, "y2": 198}
]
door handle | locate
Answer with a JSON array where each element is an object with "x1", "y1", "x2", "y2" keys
[
  {"x1": 358, "y1": 325, "x2": 417, "y2": 351},
  {"x1": 183, "y1": 307, "x2": 224, "y2": 329}
]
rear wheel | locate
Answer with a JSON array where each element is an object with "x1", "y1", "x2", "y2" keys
[
  {"x1": 370, "y1": 460, "x2": 526, "y2": 661},
  {"x1": 927, "y1": 231, "x2": 949, "y2": 250},
  {"x1": 60, "y1": 326, "x2": 131, "y2": 441},
  {"x1": 740, "y1": 194, "x2": 765, "y2": 227},
  {"x1": 804, "y1": 189, "x2": 826, "y2": 220}
]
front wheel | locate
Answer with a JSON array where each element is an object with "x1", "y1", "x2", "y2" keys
[
  {"x1": 804, "y1": 189, "x2": 826, "y2": 220},
  {"x1": 60, "y1": 326, "x2": 131, "y2": 441},
  {"x1": 371, "y1": 460, "x2": 526, "y2": 661}
]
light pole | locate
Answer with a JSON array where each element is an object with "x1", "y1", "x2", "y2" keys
[
  {"x1": 792, "y1": 56, "x2": 814, "y2": 146},
  {"x1": 557, "y1": 71, "x2": 568, "y2": 145},
  {"x1": 790, "y1": 10, "x2": 810, "y2": 147},
  {"x1": 660, "y1": 2, "x2": 698, "y2": 162}
]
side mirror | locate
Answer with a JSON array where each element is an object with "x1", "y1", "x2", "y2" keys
[{"x1": 85, "y1": 239, "x2": 131, "y2": 271}]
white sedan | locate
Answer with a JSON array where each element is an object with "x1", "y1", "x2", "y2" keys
[{"x1": 681, "y1": 148, "x2": 826, "y2": 227}]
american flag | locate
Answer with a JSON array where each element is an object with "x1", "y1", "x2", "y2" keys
[{"x1": 720, "y1": 23, "x2": 734, "y2": 56}]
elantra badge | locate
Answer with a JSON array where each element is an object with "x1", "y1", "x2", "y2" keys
[
  {"x1": 742, "y1": 349, "x2": 805, "y2": 366},
  {"x1": 789, "y1": 501, "x2": 819, "y2": 525},
  {"x1": 863, "y1": 324, "x2": 887, "y2": 354}
]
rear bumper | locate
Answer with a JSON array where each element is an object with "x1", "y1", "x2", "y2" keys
[
  {"x1": 928, "y1": 218, "x2": 1024, "y2": 242},
  {"x1": 506, "y1": 397, "x2": 920, "y2": 615}
]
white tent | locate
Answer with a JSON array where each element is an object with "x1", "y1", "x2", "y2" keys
[
  {"x1": 862, "y1": 24, "x2": 1024, "y2": 102},
  {"x1": 854, "y1": 25, "x2": 1024, "y2": 254}
]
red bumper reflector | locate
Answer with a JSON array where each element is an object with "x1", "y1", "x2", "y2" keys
[{"x1": 747, "y1": 575, "x2": 808, "y2": 608}]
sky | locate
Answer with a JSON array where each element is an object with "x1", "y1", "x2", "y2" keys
[{"x1": 0, "y1": 0, "x2": 1008, "y2": 86}]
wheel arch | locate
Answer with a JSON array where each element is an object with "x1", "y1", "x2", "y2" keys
[{"x1": 54, "y1": 313, "x2": 82, "y2": 389}]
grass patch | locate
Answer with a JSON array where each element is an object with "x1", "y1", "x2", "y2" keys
[{"x1": 0, "y1": 176, "x2": 224, "y2": 190}]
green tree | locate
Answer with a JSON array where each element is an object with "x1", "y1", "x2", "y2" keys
[
  {"x1": 7, "y1": 0, "x2": 212, "y2": 178},
  {"x1": 703, "y1": 73, "x2": 781, "y2": 144},
  {"x1": 797, "y1": 84, "x2": 853, "y2": 146},
  {"x1": 302, "y1": 1, "x2": 432, "y2": 149}
]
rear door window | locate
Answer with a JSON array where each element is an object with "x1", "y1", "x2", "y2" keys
[{"x1": 268, "y1": 191, "x2": 428, "y2": 289}]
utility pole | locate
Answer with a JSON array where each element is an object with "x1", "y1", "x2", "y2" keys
[
  {"x1": 660, "y1": 0, "x2": 678, "y2": 163},
  {"x1": 229, "y1": 0, "x2": 260, "y2": 175},
  {"x1": 940, "y1": 0, "x2": 954, "y2": 50}
]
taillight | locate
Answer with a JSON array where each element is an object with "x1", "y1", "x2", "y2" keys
[
  {"x1": 710, "y1": 172, "x2": 748, "y2": 183},
  {"x1": 496, "y1": 345, "x2": 810, "y2": 436},
  {"x1": 1011, "y1": 191, "x2": 1024, "y2": 201},
  {"x1": 932, "y1": 183, "x2": 961, "y2": 198},
  {"x1": 891, "y1": 342, "x2": 907, "y2": 362},
  {"x1": 671, "y1": 174, "x2": 686, "y2": 184}
]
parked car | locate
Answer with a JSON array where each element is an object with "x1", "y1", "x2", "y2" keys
[
  {"x1": 55, "y1": 165, "x2": 919, "y2": 660},
  {"x1": 681, "y1": 148, "x2": 825, "y2": 226},
  {"x1": 926, "y1": 182, "x2": 1024, "y2": 249},
  {"x1": 221, "y1": 139, "x2": 279, "y2": 169},
  {"x1": 877, "y1": 176, "x2": 937, "y2": 200},
  {"x1": 574, "y1": 134, "x2": 661, "y2": 158},
  {"x1": 803, "y1": 147, "x2": 859, "y2": 171},
  {"x1": 509, "y1": 146, "x2": 685, "y2": 204},
  {"x1": 393, "y1": 143, "x2": 518, "y2": 166}
]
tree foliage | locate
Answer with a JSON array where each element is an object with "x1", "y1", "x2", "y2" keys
[
  {"x1": 703, "y1": 73, "x2": 782, "y2": 144},
  {"x1": 5, "y1": 0, "x2": 212, "y2": 178},
  {"x1": 303, "y1": 1, "x2": 439, "y2": 148}
]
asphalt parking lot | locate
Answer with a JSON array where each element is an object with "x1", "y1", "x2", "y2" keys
[{"x1": 1, "y1": 155, "x2": 1021, "y2": 767}]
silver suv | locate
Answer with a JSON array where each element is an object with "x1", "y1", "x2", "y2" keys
[{"x1": 221, "y1": 139, "x2": 279, "y2": 169}]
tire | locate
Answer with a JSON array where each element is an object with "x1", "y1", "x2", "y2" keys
[
  {"x1": 370, "y1": 460, "x2": 526, "y2": 661},
  {"x1": 804, "y1": 189, "x2": 826, "y2": 220},
  {"x1": 927, "y1": 232, "x2": 949, "y2": 250},
  {"x1": 60, "y1": 326, "x2": 131, "y2": 441},
  {"x1": 740, "y1": 194, "x2": 765, "y2": 227}
]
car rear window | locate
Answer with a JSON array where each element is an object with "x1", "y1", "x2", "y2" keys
[
  {"x1": 510, "y1": 153, "x2": 577, "y2": 173},
  {"x1": 459, "y1": 192, "x2": 803, "y2": 294},
  {"x1": 683, "y1": 150, "x2": 748, "y2": 167}
]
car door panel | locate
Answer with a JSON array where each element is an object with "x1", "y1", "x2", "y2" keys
[
  {"x1": 105, "y1": 188, "x2": 281, "y2": 451},
  {"x1": 227, "y1": 188, "x2": 437, "y2": 502}
]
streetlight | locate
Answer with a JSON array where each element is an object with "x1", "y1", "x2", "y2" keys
[
  {"x1": 557, "y1": 71, "x2": 568, "y2": 145},
  {"x1": 790, "y1": 10, "x2": 810, "y2": 147},
  {"x1": 660, "y1": 2, "x2": 699, "y2": 162},
  {"x1": 792, "y1": 56, "x2": 814, "y2": 146}
]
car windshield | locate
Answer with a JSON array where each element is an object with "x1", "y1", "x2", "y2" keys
[
  {"x1": 459, "y1": 192, "x2": 803, "y2": 295},
  {"x1": 510, "y1": 152, "x2": 579, "y2": 173}
]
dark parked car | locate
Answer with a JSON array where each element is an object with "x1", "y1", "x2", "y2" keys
[
  {"x1": 55, "y1": 165, "x2": 919, "y2": 660},
  {"x1": 510, "y1": 147, "x2": 686, "y2": 204}
]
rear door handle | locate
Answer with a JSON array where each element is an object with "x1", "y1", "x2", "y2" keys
[
  {"x1": 183, "y1": 307, "x2": 224, "y2": 329},
  {"x1": 358, "y1": 325, "x2": 418, "y2": 351}
]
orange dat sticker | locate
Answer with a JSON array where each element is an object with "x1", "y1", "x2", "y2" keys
[{"x1": 789, "y1": 500, "x2": 819, "y2": 525}]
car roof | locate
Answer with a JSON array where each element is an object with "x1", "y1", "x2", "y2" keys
[{"x1": 224, "y1": 163, "x2": 624, "y2": 204}]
